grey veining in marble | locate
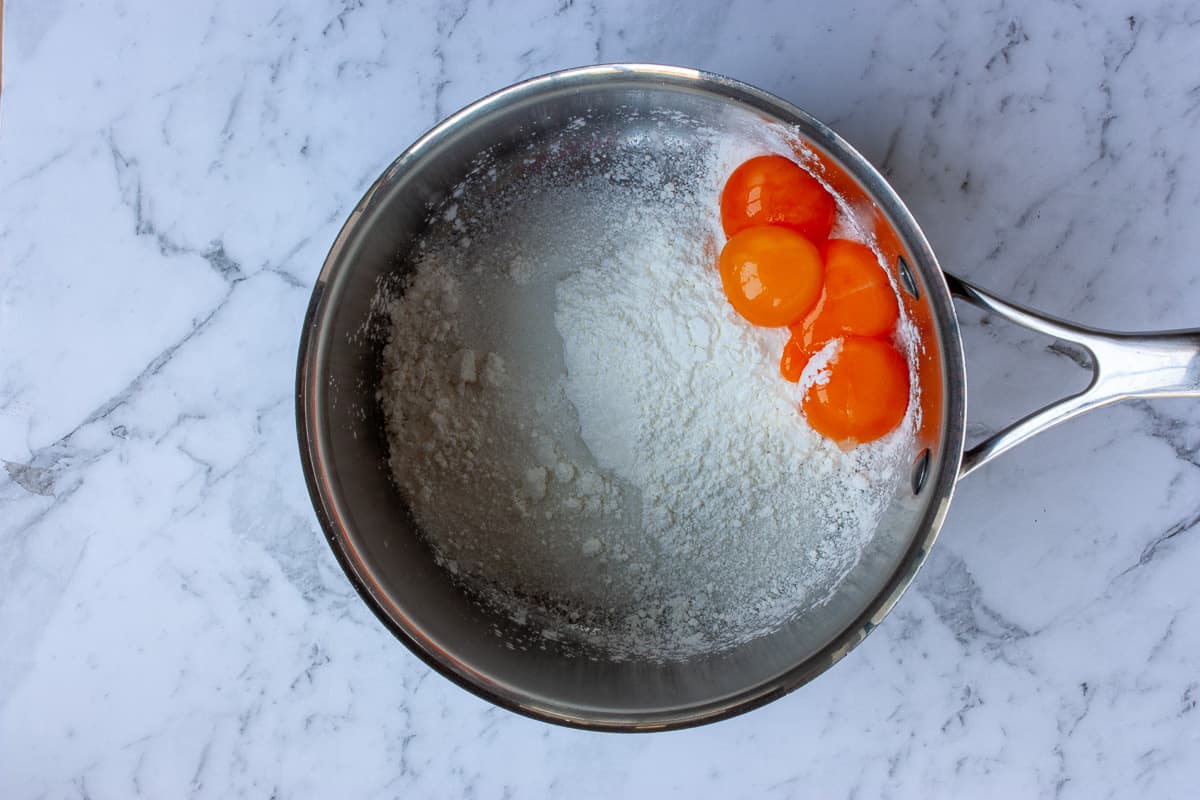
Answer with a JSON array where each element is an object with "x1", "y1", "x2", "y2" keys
[{"x1": 2, "y1": 0, "x2": 1199, "y2": 797}]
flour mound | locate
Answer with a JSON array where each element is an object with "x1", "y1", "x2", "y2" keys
[{"x1": 377, "y1": 118, "x2": 915, "y2": 660}]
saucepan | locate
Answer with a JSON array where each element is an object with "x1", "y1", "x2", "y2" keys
[{"x1": 295, "y1": 64, "x2": 1200, "y2": 730}]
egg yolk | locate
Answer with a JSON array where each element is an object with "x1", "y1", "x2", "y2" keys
[
  {"x1": 780, "y1": 336, "x2": 808, "y2": 383},
  {"x1": 720, "y1": 155, "x2": 837, "y2": 243},
  {"x1": 719, "y1": 226, "x2": 824, "y2": 327},
  {"x1": 802, "y1": 336, "x2": 909, "y2": 447},
  {"x1": 791, "y1": 239, "x2": 899, "y2": 349}
]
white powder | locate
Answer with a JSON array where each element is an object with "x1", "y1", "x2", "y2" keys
[{"x1": 377, "y1": 115, "x2": 917, "y2": 660}]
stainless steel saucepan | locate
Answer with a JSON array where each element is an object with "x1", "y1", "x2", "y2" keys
[{"x1": 296, "y1": 64, "x2": 1200, "y2": 731}]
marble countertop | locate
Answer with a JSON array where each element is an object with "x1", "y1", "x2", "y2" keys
[{"x1": 3, "y1": 0, "x2": 1200, "y2": 796}]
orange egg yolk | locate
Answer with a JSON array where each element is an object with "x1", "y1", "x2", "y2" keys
[
  {"x1": 780, "y1": 336, "x2": 808, "y2": 383},
  {"x1": 720, "y1": 155, "x2": 837, "y2": 243},
  {"x1": 790, "y1": 239, "x2": 899, "y2": 350},
  {"x1": 718, "y1": 227, "x2": 824, "y2": 327},
  {"x1": 802, "y1": 336, "x2": 909, "y2": 447}
]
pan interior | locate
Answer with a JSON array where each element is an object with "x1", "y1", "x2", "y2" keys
[{"x1": 302, "y1": 68, "x2": 955, "y2": 728}]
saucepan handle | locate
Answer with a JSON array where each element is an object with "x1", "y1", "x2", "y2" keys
[{"x1": 944, "y1": 272, "x2": 1200, "y2": 478}]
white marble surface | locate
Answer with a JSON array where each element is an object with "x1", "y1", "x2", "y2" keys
[{"x1": 2, "y1": 0, "x2": 1200, "y2": 796}]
